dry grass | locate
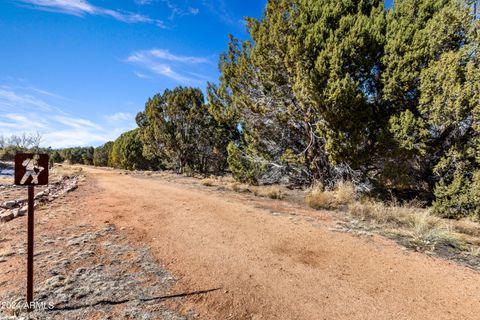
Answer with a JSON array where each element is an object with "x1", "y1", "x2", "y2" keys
[
  {"x1": 252, "y1": 186, "x2": 285, "y2": 200},
  {"x1": 196, "y1": 174, "x2": 287, "y2": 201},
  {"x1": 201, "y1": 177, "x2": 216, "y2": 187},
  {"x1": 406, "y1": 211, "x2": 460, "y2": 250},
  {"x1": 304, "y1": 181, "x2": 469, "y2": 252},
  {"x1": 467, "y1": 245, "x2": 480, "y2": 257},
  {"x1": 451, "y1": 219, "x2": 480, "y2": 237},
  {"x1": 305, "y1": 181, "x2": 355, "y2": 210},
  {"x1": 348, "y1": 201, "x2": 414, "y2": 226},
  {"x1": 228, "y1": 182, "x2": 251, "y2": 193},
  {"x1": 50, "y1": 164, "x2": 83, "y2": 182}
]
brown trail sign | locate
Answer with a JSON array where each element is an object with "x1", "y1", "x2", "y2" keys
[{"x1": 14, "y1": 153, "x2": 49, "y2": 310}]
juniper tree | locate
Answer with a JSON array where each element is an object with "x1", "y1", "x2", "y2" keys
[
  {"x1": 383, "y1": 0, "x2": 480, "y2": 216},
  {"x1": 110, "y1": 129, "x2": 150, "y2": 170},
  {"x1": 138, "y1": 87, "x2": 235, "y2": 174},
  {"x1": 211, "y1": 0, "x2": 386, "y2": 186},
  {"x1": 93, "y1": 141, "x2": 113, "y2": 167}
]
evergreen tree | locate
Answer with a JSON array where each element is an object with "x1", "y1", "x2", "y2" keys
[
  {"x1": 93, "y1": 141, "x2": 113, "y2": 167},
  {"x1": 110, "y1": 129, "x2": 150, "y2": 170},
  {"x1": 138, "y1": 87, "x2": 236, "y2": 174},
  {"x1": 384, "y1": 0, "x2": 480, "y2": 216}
]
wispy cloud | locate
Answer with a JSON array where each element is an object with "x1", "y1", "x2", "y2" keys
[
  {"x1": 15, "y1": 0, "x2": 166, "y2": 28},
  {"x1": 134, "y1": 0, "x2": 154, "y2": 5},
  {"x1": 0, "y1": 87, "x2": 54, "y2": 112},
  {"x1": 145, "y1": 49, "x2": 209, "y2": 64},
  {"x1": 201, "y1": 0, "x2": 244, "y2": 29},
  {"x1": 135, "y1": 0, "x2": 200, "y2": 20},
  {"x1": 134, "y1": 72, "x2": 152, "y2": 79},
  {"x1": 126, "y1": 48, "x2": 211, "y2": 84},
  {"x1": 104, "y1": 112, "x2": 134, "y2": 122},
  {"x1": 0, "y1": 84, "x2": 136, "y2": 148}
]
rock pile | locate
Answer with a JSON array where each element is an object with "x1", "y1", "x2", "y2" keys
[{"x1": 0, "y1": 176, "x2": 79, "y2": 223}]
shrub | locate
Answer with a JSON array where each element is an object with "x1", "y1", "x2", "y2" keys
[{"x1": 433, "y1": 171, "x2": 480, "y2": 220}]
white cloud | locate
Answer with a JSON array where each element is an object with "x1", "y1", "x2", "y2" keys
[
  {"x1": 16, "y1": 0, "x2": 166, "y2": 28},
  {"x1": 126, "y1": 49, "x2": 211, "y2": 84},
  {"x1": 42, "y1": 129, "x2": 109, "y2": 148},
  {"x1": 148, "y1": 49, "x2": 209, "y2": 64},
  {"x1": 134, "y1": 72, "x2": 152, "y2": 79},
  {"x1": 105, "y1": 112, "x2": 134, "y2": 122},
  {"x1": 135, "y1": 0, "x2": 154, "y2": 5},
  {"x1": 188, "y1": 7, "x2": 200, "y2": 15},
  {"x1": 0, "y1": 88, "x2": 53, "y2": 112},
  {"x1": 0, "y1": 84, "x2": 137, "y2": 148},
  {"x1": 136, "y1": 0, "x2": 199, "y2": 19},
  {"x1": 127, "y1": 49, "x2": 210, "y2": 64},
  {"x1": 54, "y1": 115, "x2": 102, "y2": 130},
  {"x1": 201, "y1": 0, "x2": 244, "y2": 29}
]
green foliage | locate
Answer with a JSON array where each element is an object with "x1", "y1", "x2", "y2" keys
[
  {"x1": 291, "y1": 0, "x2": 386, "y2": 169},
  {"x1": 0, "y1": 146, "x2": 27, "y2": 161},
  {"x1": 110, "y1": 129, "x2": 150, "y2": 170},
  {"x1": 60, "y1": 147, "x2": 94, "y2": 165},
  {"x1": 93, "y1": 142, "x2": 113, "y2": 167},
  {"x1": 138, "y1": 86, "x2": 237, "y2": 174},
  {"x1": 207, "y1": 0, "x2": 480, "y2": 217},
  {"x1": 208, "y1": 0, "x2": 387, "y2": 185},
  {"x1": 383, "y1": 0, "x2": 480, "y2": 217},
  {"x1": 227, "y1": 142, "x2": 266, "y2": 184},
  {"x1": 50, "y1": 151, "x2": 64, "y2": 163},
  {"x1": 433, "y1": 171, "x2": 480, "y2": 219}
]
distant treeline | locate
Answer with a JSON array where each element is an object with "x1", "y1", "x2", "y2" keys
[{"x1": 2, "y1": 0, "x2": 479, "y2": 219}]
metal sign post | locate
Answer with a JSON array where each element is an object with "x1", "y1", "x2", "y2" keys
[{"x1": 14, "y1": 153, "x2": 49, "y2": 310}]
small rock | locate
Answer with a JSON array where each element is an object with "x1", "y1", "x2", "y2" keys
[
  {"x1": 18, "y1": 206, "x2": 27, "y2": 216},
  {"x1": 0, "y1": 211, "x2": 13, "y2": 223},
  {"x1": 11, "y1": 208, "x2": 20, "y2": 218},
  {"x1": 34, "y1": 192, "x2": 45, "y2": 200},
  {"x1": 2, "y1": 200, "x2": 17, "y2": 209},
  {"x1": 45, "y1": 275, "x2": 65, "y2": 288}
]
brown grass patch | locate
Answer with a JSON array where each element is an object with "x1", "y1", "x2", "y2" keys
[
  {"x1": 228, "y1": 182, "x2": 251, "y2": 193},
  {"x1": 252, "y1": 186, "x2": 285, "y2": 200},
  {"x1": 305, "y1": 181, "x2": 355, "y2": 210},
  {"x1": 50, "y1": 164, "x2": 83, "y2": 182},
  {"x1": 201, "y1": 177, "x2": 216, "y2": 187},
  {"x1": 305, "y1": 182, "x2": 468, "y2": 253}
]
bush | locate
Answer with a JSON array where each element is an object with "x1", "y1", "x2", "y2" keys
[{"x1": 433, "y1": 171, "x2": 480, "y2": 220}]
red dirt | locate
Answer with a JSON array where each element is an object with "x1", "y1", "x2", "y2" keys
[{"x1": 3, "y1": 166, "x2": 480, "y2": 319}]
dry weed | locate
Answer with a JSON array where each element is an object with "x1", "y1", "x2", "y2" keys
[
  {"x1": 305, "y1": 181, "x2": 355, "y2": 210},
  {"x1": 253, "y1": 186, "x2": 284, "y2": 199},
  {"x1": 201, "y1": 177, "x2": 216, "y2": 187},
  {"x1": 408, "y1": 212, "x2": 461, "y2": 251},
  {"x1": 229, "y1": 182, "x2": 251, "y2": 193}
]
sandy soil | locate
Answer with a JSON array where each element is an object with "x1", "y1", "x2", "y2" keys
[{"x1": 2, "y1": 166, "x2": 480, "y2": 319}]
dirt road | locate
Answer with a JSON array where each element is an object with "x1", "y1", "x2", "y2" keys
[{"x1": 3, "y1": 167, "x2": 480, "y2": 319}]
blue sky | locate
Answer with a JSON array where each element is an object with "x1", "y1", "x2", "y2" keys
[{"x1": 0, "y1": 0, "x2": 393, "y2": 148}]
